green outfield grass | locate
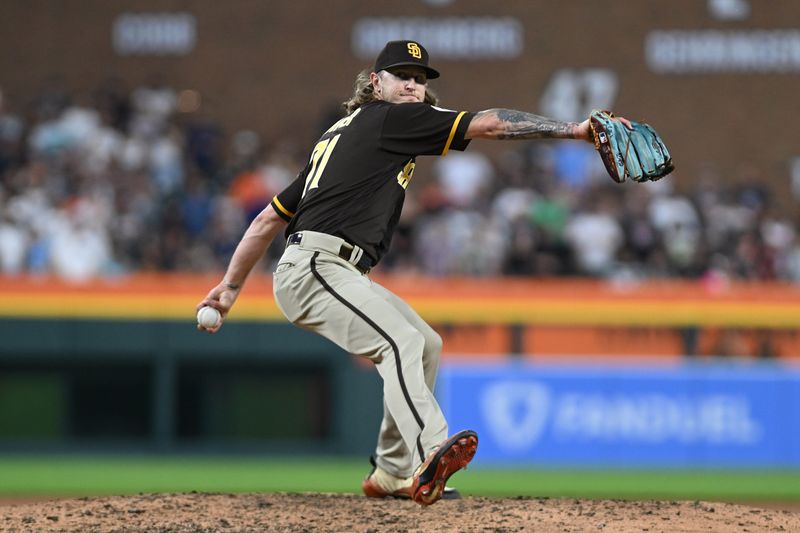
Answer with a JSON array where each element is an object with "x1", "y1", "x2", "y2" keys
[{"x1": 1, "y1": 457, "x2": 799, "y2": 502}]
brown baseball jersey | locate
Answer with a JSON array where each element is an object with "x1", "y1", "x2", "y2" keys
[{"x1": 271, "y1": 101, "x2": 474, "y2": 269}]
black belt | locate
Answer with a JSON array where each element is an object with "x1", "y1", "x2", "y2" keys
[
  {"x1": 338, "y1": 244, "x2": 372, "y2": 274},
  {"x1": 287, "y1": 232, "x2": 372, "y2": 274}
]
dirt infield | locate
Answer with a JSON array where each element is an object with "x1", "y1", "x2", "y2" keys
[{"x1": 1, "y1": 493, "x2": 798, "y2": 532}]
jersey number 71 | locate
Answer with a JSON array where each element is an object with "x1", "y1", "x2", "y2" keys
[{"x1": 302, "y1": 135, "x2": 340, "y2": 197}]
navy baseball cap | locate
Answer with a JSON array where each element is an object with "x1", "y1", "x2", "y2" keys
[{"x1": 374, "y1": 40, "x2": 440, "y2": 79}]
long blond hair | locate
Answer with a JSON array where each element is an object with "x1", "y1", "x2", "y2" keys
[{"x1": 342, "y1": 69, "x2": 439, "y2": 115}]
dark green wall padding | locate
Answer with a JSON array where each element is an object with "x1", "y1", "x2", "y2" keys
[{"x1": 0, "y1": 319, "x2": 383, "y2": 455}]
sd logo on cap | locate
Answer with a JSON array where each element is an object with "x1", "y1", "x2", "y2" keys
[{"x1": 373, "y1": 40, "x2": 440, "y2": 79}]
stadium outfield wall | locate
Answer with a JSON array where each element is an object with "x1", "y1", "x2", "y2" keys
[
  {"x1": 439, "y1": 361, "x2": 800, "y2": 468},
  {"x1": 1, "y1": 273, "x2": 799, "y2": 463}
]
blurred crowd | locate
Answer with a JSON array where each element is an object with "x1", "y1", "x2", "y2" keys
[{"x1": 1, "y1": 80, "x2": 799, "y2": 283}]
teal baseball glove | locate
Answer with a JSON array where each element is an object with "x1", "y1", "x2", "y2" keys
[{"x1": 589, "y1": 109, "x2": 675, "y2": 183}]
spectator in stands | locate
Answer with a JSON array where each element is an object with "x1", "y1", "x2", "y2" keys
[
  {"x1": 0, "y1": 207, "x2": 27, "y2": 274},
  {"x1": 433, "y1": 150, "x2": 494, "y2": 209},
  {"x1": 564, "y1": 187, "x2": 624, "y2": 276}
]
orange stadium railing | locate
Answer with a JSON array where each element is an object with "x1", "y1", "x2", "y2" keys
[{"x1": 2, "y1": 274, "x2": 799, "y2": 359}]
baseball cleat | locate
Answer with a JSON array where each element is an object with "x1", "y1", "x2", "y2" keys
[
  {"x1": 362, "y1": 477, "x2": 461, "y2": 500},
  {"x1": 362, "y1": 473, "x2": 413, "y2": 499},
  {"x1": 362, "y1": 456, "x2": 462, "y2": 500},
  {"x1": 441, "y1": 486, "x2": 462, "y2": 500},
  {"x1": 411, "y1": 429, "x2": 478, "y2": 506},
  {"x1": 362, "y1": 458, "x2": 413, "y2": 499}
]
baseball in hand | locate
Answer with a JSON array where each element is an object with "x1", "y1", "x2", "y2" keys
[{"x1": 197, "y1": 306, "x2": 221, "y2": 328}]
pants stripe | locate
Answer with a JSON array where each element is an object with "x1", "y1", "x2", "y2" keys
[{"x1": 309, "y1": 252, "x2": 426, "y2": 460}]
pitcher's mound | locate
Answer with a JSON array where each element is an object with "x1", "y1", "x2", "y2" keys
[{"x1": 2, "y1": 492, "x2": 798, "y2": 532}]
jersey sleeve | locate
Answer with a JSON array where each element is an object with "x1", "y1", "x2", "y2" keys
[
  {"x1": 270, "y1": 170, "x2": 306, "y2": 223},
  {"x1": 380, "y1": 103, "x2": 475, "y2": 156}
]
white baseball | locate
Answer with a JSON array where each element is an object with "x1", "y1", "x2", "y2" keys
[{"x1": 197, "y1": 306, "x2": 221, "y2": 328}]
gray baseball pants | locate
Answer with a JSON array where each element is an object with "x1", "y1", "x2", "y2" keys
[{"x1": 272, "y1": 231, "x2": 447, "y2": 478}]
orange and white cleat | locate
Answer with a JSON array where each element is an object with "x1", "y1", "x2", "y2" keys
[
  {"x1": 362, "y1": 465, "x2": 413, "y2": 499},
  {"x1": 411, "y1": 430, "x2": 478, "y2": 506},
  {"x1": 362, "y1": 455, "x2": 463, "y2": 500}
]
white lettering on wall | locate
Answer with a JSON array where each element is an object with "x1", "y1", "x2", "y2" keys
[
  {"x1": 646, "y1": 30, "x2": 800, "y2": 73},
  {"x1": 481, "y1": 381, "x2": 763, "y2": 450},
  {"x1": 352, "y1": 17, "x2": 523, "y2": 59},
  {"x1": 113, "y1": 13, "x2": 196, "y2": 56},
  {"x1": 553, "y1": 393, "x2": 762, "y2": 444}
]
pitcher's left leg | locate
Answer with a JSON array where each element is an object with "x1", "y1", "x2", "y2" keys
[{"x1": 368, "y1": 282, "x2": 444, "y2": 478}]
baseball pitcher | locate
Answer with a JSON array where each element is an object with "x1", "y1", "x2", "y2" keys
[{"x1": 197, "y1": 40, "x2": 672, "y2": 506}]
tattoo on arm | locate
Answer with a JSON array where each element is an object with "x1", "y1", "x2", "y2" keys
[{"x1": 479, "y1": 109, "x2": 578, "y2": 140}]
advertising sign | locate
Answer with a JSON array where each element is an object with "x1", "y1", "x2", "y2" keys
[{"x1": 438, "y1": 362, "x2": 800, "y2": 467}]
